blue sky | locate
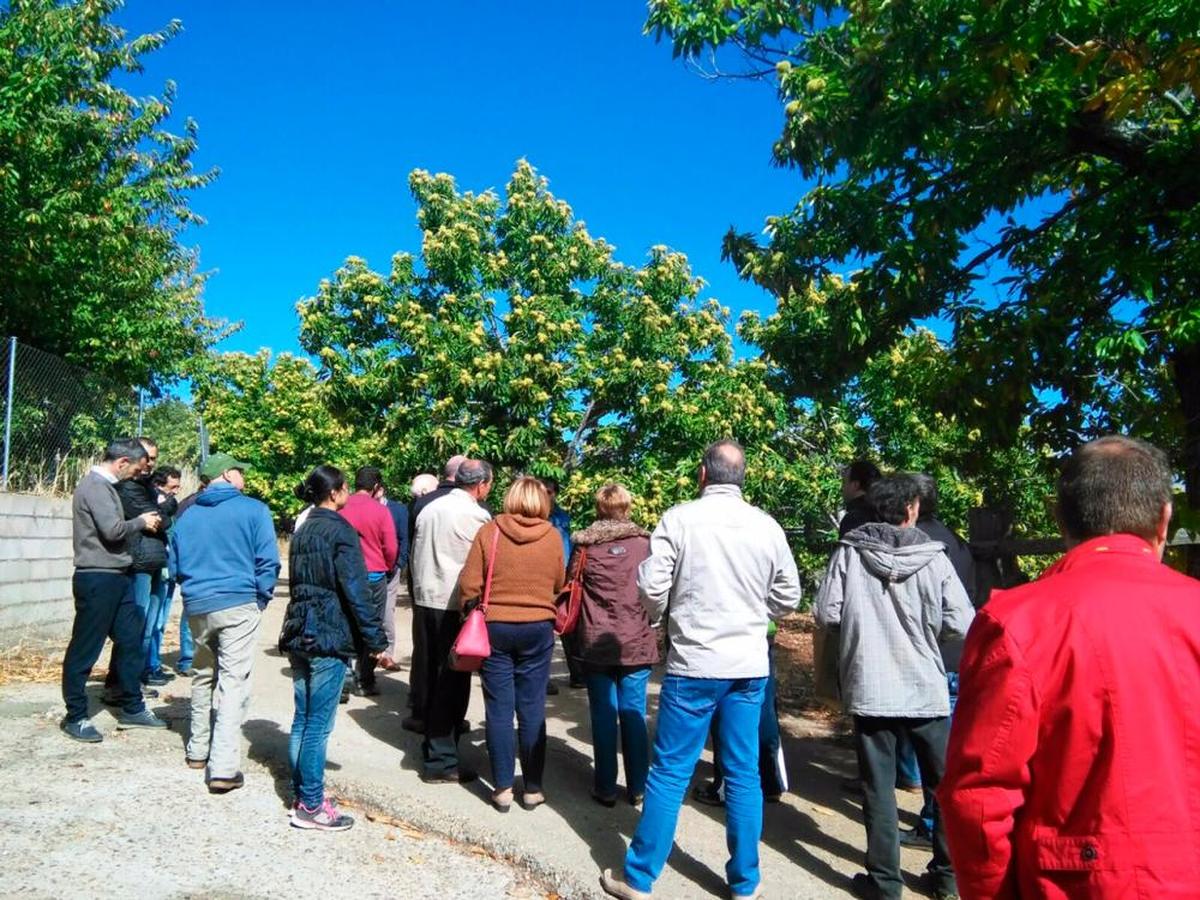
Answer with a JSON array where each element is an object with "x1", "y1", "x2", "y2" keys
[{"x1": 112, "y1": 2, "x2": 804, "y2": 359}]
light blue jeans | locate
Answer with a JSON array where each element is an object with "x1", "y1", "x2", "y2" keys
[
  {"x1": 625, "y1": 674, "x2": 767, "y2": 897},
  {"x1": 289, "y1": 654, "x2": 346, "y2": 808},
  {"x1": 141, "y1": 572, "x2": 170, "y2": 676},
  {"x1": 585, "y1": 665, "x2": 651, "y2": 800}
]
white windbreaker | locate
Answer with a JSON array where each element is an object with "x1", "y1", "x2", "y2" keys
[{"x1": 637, "y1": 483, "x2": 802, "y2": 679}]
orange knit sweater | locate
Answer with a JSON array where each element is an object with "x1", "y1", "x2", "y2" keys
[{"x1": 458, "y1": 514, "x2": 565, "y2": 623}]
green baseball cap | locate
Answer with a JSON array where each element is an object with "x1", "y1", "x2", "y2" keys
[{"x1": 200, "y1": 452, "x2": 253, "y2": 480}]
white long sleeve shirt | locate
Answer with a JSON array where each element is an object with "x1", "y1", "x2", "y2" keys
[{"x1": 637, "y1": 483, "x2": 801, "y2": 679}]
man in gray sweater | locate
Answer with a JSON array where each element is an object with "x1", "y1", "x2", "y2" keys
[
  {"x1": 61, "y1": 438, "x2": 168, "y2": 742},
  {"x1": 815, "y1": 474, "x2": 974, "y2": 900}
]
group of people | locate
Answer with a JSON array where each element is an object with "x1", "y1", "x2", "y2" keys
[{"x1": 60, "y1": 431, "x2": 1200, "y2": 898}]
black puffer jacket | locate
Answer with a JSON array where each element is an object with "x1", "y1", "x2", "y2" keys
[
  {"x1": 279, "y1": 508, "x2": 387, "y2": 659},
  {"x1": 117, "y1": 475, "x2": 176, "y2": 573}
]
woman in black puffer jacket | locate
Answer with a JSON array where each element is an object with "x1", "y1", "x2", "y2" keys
[{"x1": 279, "y1": 465, "x2": 388, "y2": 832}]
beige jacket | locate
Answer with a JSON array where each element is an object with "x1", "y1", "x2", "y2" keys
[{"x1": 409, "y1": 488, "x2": 491, "y2": 611}]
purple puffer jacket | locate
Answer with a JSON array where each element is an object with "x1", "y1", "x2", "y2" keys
[{"x1": 569, "y1": 518, "x2": 659, "y2": 668}]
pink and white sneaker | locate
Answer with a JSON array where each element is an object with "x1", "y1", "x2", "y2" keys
[{"x1": 290, "y1": 798, "x2": 354, "y2": 831}]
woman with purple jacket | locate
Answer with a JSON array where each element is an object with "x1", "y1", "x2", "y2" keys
[{"x1": 569, "y1": 483, "x2": 658, "y2": 807}]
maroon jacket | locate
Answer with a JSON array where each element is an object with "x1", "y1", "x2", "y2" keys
[{"x1": 569, "y1": 518, "x2": 658, "y2": 668}]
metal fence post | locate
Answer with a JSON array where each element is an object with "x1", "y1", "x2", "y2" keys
[{"x1": 2, "y1": 337, "x2": 16, "y2": 491}]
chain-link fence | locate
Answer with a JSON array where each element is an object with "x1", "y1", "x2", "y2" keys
[{"x1": 1, "y1": 338, "x2": 143, "y2": 494}]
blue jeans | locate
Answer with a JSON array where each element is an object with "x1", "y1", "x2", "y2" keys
[
  {"x1": 585, "y1": 665, "x2": 651, "y2": 799},
  {"x1": 479, "y1": 621, "x2": 554, "y2": 791},
  {"x1": 625, "y1": 674, "x2": 767, "y2": 897},
  {"x1": 711, "y1": 641, "x2": 785, "y2": 796},
  {"x1": 177, "y1": 585, "x2": 195, "y2": 672},
  {"x1": 288, "y1": 654, "x2": 346, "y2": 808},
  {"x1": 141, "y1": 572, "x2": 170, "y2": 676}
]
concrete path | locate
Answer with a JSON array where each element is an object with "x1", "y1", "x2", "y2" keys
[
  {"x1": 10, "y1": 582, "x2": 938, "y2": 899},
  {"x1": 0, "y1": 684, "x2": 547, "y2": 899}
]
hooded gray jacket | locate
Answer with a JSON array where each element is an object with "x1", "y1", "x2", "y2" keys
[{"x1": 815, "y1": 522, "x2": 974, "y2": 718}]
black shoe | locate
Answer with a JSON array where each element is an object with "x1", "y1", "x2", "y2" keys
[
  {"x1": 569, "y1": 679, "x2": 586, "y2": 689},
  {"x1": 900, "y1": 826, "x2": 934, "y2": 850},
  {"x1": 142, "y1": 687, "x2": 160, "y2": 699},
  {"x1": 401, "y1": 716, "x2": 425, "y2": 734},
  {"x1": 691, "y1": 783, "x2": 724, "y2": 807},
  {"x1": 339, "y1": 688, "x2": 350, "y2": 704},
  {"x1": 61, "y1": 717, "x2": 103, "y2": 743},
  {"x1": 840, "y1": 776, "x2": 863, "y2": 795},
  {"x1": 354, "y1": 682, "x2": 380, "y2": 697},
  {"x1": 175, "y1": 666, "x2": 193, "y2": 677},
  {"x1": 419, "y1": 768, "x2": 478, "y2": 785},
  {"x1": 143, "y1": 671, "x2": 170, "y2": 686},
  {"x1": 455, "y1": 719, "x2": 470, "y2": 738},
  {"x1": 545, "y1": 682, "x2": 559, "y2": 696},
  {"x1": 591, "y1": 791, "x2": 617, "y2": 808},
  {"x1": 850, "y1": 873, "x2": 884, "y2": 900},
  {"x1": 208, "y1": 772, "x2": 245, "y2": 794}
]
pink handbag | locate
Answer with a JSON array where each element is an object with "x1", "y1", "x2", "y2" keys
[{"x1": 448, "y1": 526, "x2": 499, "y2": 672}]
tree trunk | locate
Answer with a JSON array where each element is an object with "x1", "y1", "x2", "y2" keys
[{"x1": 1171, "y1": 342, "x2": 1200, "y2": 578}]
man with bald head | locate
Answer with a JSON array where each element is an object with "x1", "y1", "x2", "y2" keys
[
  {"x1": 602, "y1": 439, "x2": 801, "y2": 900},
  {"x1": 408, "y1": 459, "x2": 493, "y2": 779},
  {"x1": 404, "y1": 455, "x2": 468, "y2": 724}
]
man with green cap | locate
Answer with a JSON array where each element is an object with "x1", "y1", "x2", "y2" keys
[{"x1": 170, "y1": 452, "x2": 280, "y2": 794}]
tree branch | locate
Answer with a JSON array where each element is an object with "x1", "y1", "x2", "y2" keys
[{"x1": 960, "y1": 186, "x2": 1111, "y2": 276}]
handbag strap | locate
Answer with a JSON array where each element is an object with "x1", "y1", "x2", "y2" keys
[
  {"x1": 571, "y1": 545, "x2": 587, "y2": 582},
  {"x1": 481, "y1": 524, "x2": 501, "y2": 613}
]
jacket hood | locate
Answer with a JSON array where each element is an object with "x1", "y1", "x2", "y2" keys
[
  {"x1": 496, "y1": 513, "x2": 554, "y2": 544},
  {"x1": 196, "y1": 483, "x2": 243, "y2": 507},
  {"x1": 842, "y1": 522, "x2": 945, "y2": 582},
  {"x1": 572, "y1": 518, "x2": 649, "y2": 546}
]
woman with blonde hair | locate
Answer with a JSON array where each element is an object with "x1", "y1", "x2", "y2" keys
[
  {"x1": 458, "y1": 476, "x2": 564, "y2": 811},
  {"x1": 569, "y1": 483, "x2": 656, "y2": 806}
]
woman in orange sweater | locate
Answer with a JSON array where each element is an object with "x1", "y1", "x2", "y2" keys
[{"x1": 458, "y1": 476, "x2": 565, "y2": 812}]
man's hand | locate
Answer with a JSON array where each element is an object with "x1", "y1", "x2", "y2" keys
[{"x1": 139, "y1": 511, "x2": 162, "y2": 532}]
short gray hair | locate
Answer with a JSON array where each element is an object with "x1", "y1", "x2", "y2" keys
[
  {"x1": 455, "y1": 458, "x2": 492, "y2": 487},
  {"x1": 443, "y1": 454, "x2": 467, "y2": 481},
  {"x1": 702, "y1": 439, "x2": 746, "y2": 487}
]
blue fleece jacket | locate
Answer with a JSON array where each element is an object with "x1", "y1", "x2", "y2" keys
[{"x1": 169, "y1": 483, "x2": 280, "y2": 616}]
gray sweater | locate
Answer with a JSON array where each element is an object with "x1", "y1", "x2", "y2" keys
[
  {"x1": 814, "y1": 522, "x2": 974, "y2": 718},
  {"x1": 73, "y1": 469, "x2": 143, "y2": 572}
]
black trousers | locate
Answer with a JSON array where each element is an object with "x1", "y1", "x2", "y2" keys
[
  {"x1": 418, "y1": 606, "x2": 471, "y2": 775},
  {"x1": 408, "y1": 603, "x2": 428, "y2": 713},
  {"x1": 561, "y1": 632, "x2": 585, "y2": 685},
  {"x1": 854, "y1": 715, "x2": 955, "y2": 898},
  {"x1": 61, "y1": 571, "x2": 143, "y2": 720},
  {"x1": 355, "y1": 577, "x2": 388, "y2": 690}
]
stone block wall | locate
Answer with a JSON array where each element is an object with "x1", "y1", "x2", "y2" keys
[{"x1": 0, "y1": 492, "x2": 74, "y2": 645}]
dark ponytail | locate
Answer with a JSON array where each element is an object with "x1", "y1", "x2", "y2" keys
[{"x1": 295, "y1": 464, "x2": 346, "y2": 506}]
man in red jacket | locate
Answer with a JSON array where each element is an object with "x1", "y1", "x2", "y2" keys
[
  {"x1": 939, "y1": 436, "x2": 1200, "y2": 898},
  {"x1": 339, "y1": 466, "x2": 399, "y2": 696}
]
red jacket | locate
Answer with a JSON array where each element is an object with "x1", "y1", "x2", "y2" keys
[
  {"x1": 938, "y1": 534, "x2": 1200, "y2": 898},
  {"x1": 339, "y1": 493, "x2": 398, "y2": 575}
]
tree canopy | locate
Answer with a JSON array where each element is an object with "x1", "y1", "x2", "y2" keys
[
  {"x1": 647, "y1": 0, "x2": 1200, "y2": 513},
  {"x1": 0, "y1": 0, "x2": 224, "y2": 389}
]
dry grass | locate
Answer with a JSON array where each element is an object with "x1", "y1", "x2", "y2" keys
[{"x1": 0, "y1": 639, "x2": 66, "y2": 687}]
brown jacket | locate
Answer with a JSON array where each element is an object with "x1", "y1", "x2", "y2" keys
[
  {"x1": 459, "y1": 514, "x2": 565, "y2": 624},
  {"x1": 570, "y1": 518, "x2": 658, "y2": 668}
]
